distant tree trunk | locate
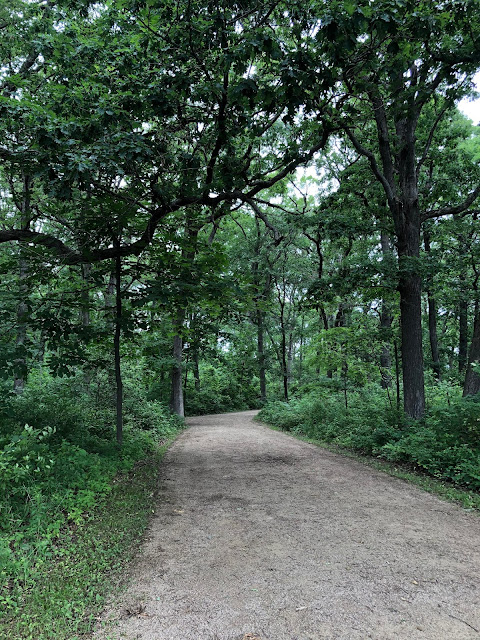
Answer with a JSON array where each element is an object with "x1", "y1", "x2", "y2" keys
[
  {"x1": 379, "y1": 232, "x2": 393, "y2": 388},
  {"x1": 257, "y1": 309, "x2": 267, "y2": 403},
  {"x1": 13, "y1": 174, "x2": 32, "y2": 394},
  {"x1": 427, "y1": 292, "x2": 441, "y2": 379},
  {"x1": 105, "y1": 270, "x2": 116, "y2": 327},
  {"x1": 37, "y1": 330, "x2": 46, "y2": 364},
  {"x1": 298, "y1": 315, "x2": 304, "y2": 381},
  {"x1": 463, "y1": 302, "x2": 480, "y2": 397},
  {"x1": 279, "y1": 300, "x2": 288, "y2": 401},
  {"x1": 193, "y1": 349, "x2": 200, "y2": 391},
  {"x1": 459, "y1": 299, "x2": 468, "y2": 373},
  {"x1": 114, "y1": 252, "x2": 123, "y2": 446},
  {"x1": 287, "y1": 332, "x2": 293, "y2": 384},
  {"x1": 252, "y1": 219, "x2": 270, "y2": 404},
  {"x1": 424, "y1": 229, "x2": 441, "y2": 379},
  {"x1": 379, "y1": 308, "x2": 393, "y2": 388},
  {"x1": 80, "y1": 263, "x2": 91, "y2": 327},
  {"x1": 334, "y1": 303, "x2": 345, "y2": 328},
  {"x1": 14, "y1": 259, "x2": 28, "y2": 395},
  {"x1": 169, "y1": 217, "x2": 199, "y2": 417},
  {"x1": 394, "y1": 339, "x2": 401, "y2": 410},
  {"x1": 170, "y1": 309, "x2": 185, "y2": 417}
]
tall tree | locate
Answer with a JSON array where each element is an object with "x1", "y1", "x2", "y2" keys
[{"x1": 311, "y1": 0, "x2": 480, "y2": 417}]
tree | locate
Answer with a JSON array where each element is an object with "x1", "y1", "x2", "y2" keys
[{"x1": 310, "y1": 0, "x2": 480, "y2": 417}]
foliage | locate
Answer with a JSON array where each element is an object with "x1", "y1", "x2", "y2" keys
[
  {"x1": 184, "y1": 363, "x2": 260, "y2": 416},
  {"x1": 0, "y1": 371, "x2": 183, "y2": 620},
  {"x1": 1, "y1": 447, "x2": 173, "y2": 640}
]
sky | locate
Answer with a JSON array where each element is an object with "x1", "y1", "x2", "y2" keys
[{"x1": 458, "y1": 72, "x2": 480, "y2": 125}]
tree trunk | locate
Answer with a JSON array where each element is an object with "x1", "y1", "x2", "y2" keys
[
  {"x1": 105, "y1": 270, "x2": 116, "y2": 327},
  {"x1": 279, "y1": 301, "x2": 288, "y2": 401},
  {"x1": 362, "y1": 103, "x2": 425, "y2": 419},
  {"x1": 114, "y1": 253, "x2": 123, "y2": 446},
  {"x1": 287, "y1": 332, "x2": 293, "y2": 383},
  {"x1": 80, "y1": 262, "x2": 91, "y2": 327},
  {"x1": 393, "y1": 119, "x2": 425, "y2": 420},
  {"x1": 398, "y1": 265, "x2": 425, "y2": 418},
  {"x1": 463, "y1": 302, "x2": 480, "y2": 396},
  {"x1": 424, "y1": 230, "x2": 441, "y2": 379},
  {"x1": 13, "y1": 174, "x2": 32, "y2": 394},
  {"x1": 427, "y1": 291, "x2": 441, "y2": 379},
  {"x1": 14, "y1": 259, "x2": 28, "y2": 394},
  {"x1": 379, "y1": 232, "x2": 393, "y2": 388},
  {"x1": 459, "y1": 299, "x2": 468, "y2": 373},
  {"x1": 257, "y1": 309, "x2": 267, "y2": 403},
  {"x1": 394, "y1": 339, "x2": 401, "y2": 410},
  {"x1": 170, "y1": 309, "x2": 185, "y2": 417},
  {"x1": 193, "y1": 349, "x2": 200, "y2": 391},
  {"x1": 298, "y1": 314, "x2": 304, "y2": 381},
  {"x1": 379, "y1": 309, "x2": 393, "y2": 388}
]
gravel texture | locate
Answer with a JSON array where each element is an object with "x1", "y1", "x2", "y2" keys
[{"x1": 94, "y1": 410, "x2": 480, "y2": 640}]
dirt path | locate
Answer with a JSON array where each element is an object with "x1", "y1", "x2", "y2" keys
[{"x1": 95, "y1": 410, "x2": 480, "y2": 640}]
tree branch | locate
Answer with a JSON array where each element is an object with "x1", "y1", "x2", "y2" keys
[
  {"x1": 245, "y1": 198, "x2": 283, "y2": 245},
  {"x1": 0, "y1": 126, "x2": 332, "y2": 263},
  {"x1": 422, "y1": 185, "x2": 480, "y2": 220},
  {"x1": 416, "y1": 102, "x2": 451, "y2": 176},
  {"x1": 343, "y1": 126, "x2": 396, "y2": 208}
]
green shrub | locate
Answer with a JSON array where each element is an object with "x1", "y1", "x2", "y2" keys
[
  {"x1": 0, "y1": 367, "x2": 184, "y2": 619},
  {"x1": 184, "y1": 364, "x2": 260, "y2": 415}
]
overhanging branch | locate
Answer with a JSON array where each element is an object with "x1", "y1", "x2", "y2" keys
[
  {"x1": 422, "y1": 185, "x2": 480, "y2": 220},
  {"x1": 0, "y1": 126, "x2": 332, "y2": 263}
]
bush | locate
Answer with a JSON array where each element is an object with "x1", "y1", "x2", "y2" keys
[
  {"x1": 184, "y1": 364, "x2": 260, "y2": 415},
  {"x1": 0, "y1": 368, "x2": 184, "y2": 618}
]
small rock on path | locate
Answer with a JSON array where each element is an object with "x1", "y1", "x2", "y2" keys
[{"x1": 94, "y1": 410, "x2": 480, "y2": 640}]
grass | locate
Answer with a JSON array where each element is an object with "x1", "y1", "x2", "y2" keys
[
  {"x1": 1, "y1": 435, "x2": 177, "y2": 640},
  {"x1": 260, "y1": 420, "x2": 480, "y2": 513}
]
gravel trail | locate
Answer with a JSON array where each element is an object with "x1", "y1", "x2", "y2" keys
[{"x1": 94, "y1": 410, "x2": 480, "y2": 640}]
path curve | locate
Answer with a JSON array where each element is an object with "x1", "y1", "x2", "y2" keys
[{"x1": 95, "y1": 410, "x2": 480, "y2": 640}]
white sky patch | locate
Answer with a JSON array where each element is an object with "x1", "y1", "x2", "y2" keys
[{"x1": 458, "y1": 71, "x2": 480, "y2": 125}]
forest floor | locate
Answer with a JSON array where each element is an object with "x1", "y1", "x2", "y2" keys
[{"x1": 93, "y1": 410, "x2": 480, "y2": 640}]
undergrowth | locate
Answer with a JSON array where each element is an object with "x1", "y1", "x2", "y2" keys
[{"x1": 0, "y1": 370, "x2": 183, "y2": 638}]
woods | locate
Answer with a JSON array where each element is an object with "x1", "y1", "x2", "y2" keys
[{"x1": 1, "y1": 1, "x2": 480, "y2": 636}]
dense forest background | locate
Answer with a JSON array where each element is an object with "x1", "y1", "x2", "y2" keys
[{"x1": 1, "y1": 0, "x2": 480, "y2": 634}]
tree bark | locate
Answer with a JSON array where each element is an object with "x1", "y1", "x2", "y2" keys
[
  {"x1": 398, "y1": 257, "x2": 425, "y2": 418},
  {"x1": 379, "y1": 232, "x2": 393, "y2": 388},
  {"x1": 395, "y1": 116, "x2": 426, "y2": 419},
  {"x1": 114, "y1": 253, "x2": 123, "y2": 446},
  {"x1": 394, "y1": 339, "x2": 401, "y2": 410},
  {"x1": 170, "y1": 309, "x2": 185, "y2": 417},
  {"x1": 348, "y1": 96, "x2": 426, "y2": 418},
  {"x1": 13, "y1": 174, "x2": 32, "y2": 394},
  {"x1": 80, "y1": 262, "x2": 91, "y2": 327},
  {"x1": 280, "y1": 300, "x2": 288, "y2": 401},
  {"x1": 427, "y1": 291, "x2": 441, "y2": 379},
  {"x1": 287, "y1": 332, "x2": 294, "y2": 384},
  {"x1": 298, "y1": 314, "x2": 304, "y2": 381},
  {"x1": 193, "y1": 349, "x2": 200, "y2": 391},
  {"x1": 424, "y1": 229, "x2": 441, "y2": 379},
  {"x1": 257, "y1": 309, "x2": 267, "y2": 403},
  {"x1": 459, "y1": 299, "x2": 468, "y2": 373}
]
